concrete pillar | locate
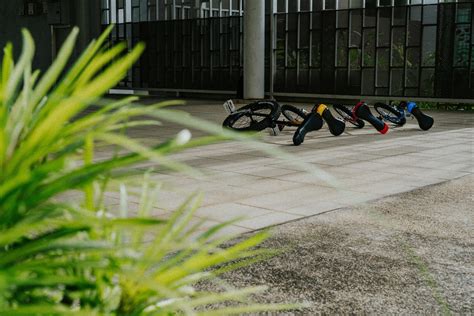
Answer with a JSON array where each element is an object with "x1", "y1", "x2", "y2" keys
[{"x1": 243, "y1": 0, "x2": 265, "y2": 99}]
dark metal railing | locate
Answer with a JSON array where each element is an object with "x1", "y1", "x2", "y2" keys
[
  {"x1": 106, "y1": 16, "x2": 243, "y2": 91},
  {"x1": 105, "y1": 2, "x2": 474, "y2": 100},
  {"x1": 273, "y1": 3, "x2": 473, "y2": 99}
]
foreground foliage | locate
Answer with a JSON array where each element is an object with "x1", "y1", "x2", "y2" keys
[{"x1": 0, "y1": 27, "x2": 295, "y2": 314}]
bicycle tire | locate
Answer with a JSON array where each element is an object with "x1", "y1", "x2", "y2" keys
[
  {"x1": 281, "y1": 104, "x2": 307, "y2": 127},
  {"x1": 374, "y1": 103, "x2": 406, "y2": 126},
  {"x1": 222, "y1": 100, "x2": 280, "y2": 131},
  {"x1": 333, "y1": 104, "x2": 365, "y2": 129}
]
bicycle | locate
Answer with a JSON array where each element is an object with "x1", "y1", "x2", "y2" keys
[
  {"x1": 333, "y1": 102, "x2": 389, "y2": 134},
  {"x1": 222, "y1": 99, "x2": 308, "y2": 135},
  {"x1": 374, "y1": 102, "x2": 407, "y2": 127},
  {"x1": 292, "y1": 103, "x2": 346, "y2": 146},
  {"x1": 333, "y1": 104, "x2": 365, "y2": 129},
  {"x1": 374, "y1": 101, "x2": 434, "y2": 131}
]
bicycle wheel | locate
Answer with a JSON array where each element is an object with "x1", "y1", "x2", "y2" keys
[
  {"x1": 222, "y1": 100, "x2": 280, "y2": 131},
  {"x1": 374, "y1": 103, "x2": 406, "y2": 126},
  {"x1": 333, "y1": 104, "x2": 365, "y2": 129},
  {"x1": 281, "y1": 104, "x2": 307, "y2": 127}
]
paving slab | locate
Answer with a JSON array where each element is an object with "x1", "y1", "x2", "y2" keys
[{"x1": 96, "y1": 100, "x2": 473, "y2": 233}]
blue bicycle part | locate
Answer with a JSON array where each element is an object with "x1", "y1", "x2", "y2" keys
[
  {"x1": 374, "y1": 102, "x2": 406, "y2": 127},
  {"x1": 407, "y1": 101, "x2": 417, "y2": 114}
]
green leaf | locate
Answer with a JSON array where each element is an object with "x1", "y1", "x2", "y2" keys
[{"x1": 0, "y1": 25, "x2": 299, "y2": 315}]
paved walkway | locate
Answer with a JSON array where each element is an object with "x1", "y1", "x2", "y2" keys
[{"x1": 99, "y1": 101, "x2": 473, "y2": 236}]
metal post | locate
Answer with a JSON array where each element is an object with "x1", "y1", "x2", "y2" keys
[
  {"x1": 243, "y1": 0, "x2": 265, "y2": 99},
  {"x1": 76, "y1": 0, "x2": 102, "y2": 50},
  {"x1": 77, "y1": 0, "x2": 90, "y2": 52},
  {"x1": 172, "y1": 0, "x2": 176, "y2": 19},
  {"x1": 269, "y1": 0, "x2": 276, "y2": 98},
  {"x1": 50, "y1": 25, "x2": 57, "y2": 60}
]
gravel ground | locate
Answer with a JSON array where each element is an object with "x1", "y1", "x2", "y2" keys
[{"x1": 206, "y1": 175, "x2": 473, "y2": 314}]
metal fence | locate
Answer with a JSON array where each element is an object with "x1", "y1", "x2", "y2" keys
[
  {"x1": 132, "y1": 17, "x2": 244, "y2": 90},
  {"x1": 107, "y1": 2, "x2": 474, "y2": 99},
  {"x1": 274, "y1": 2, "x2": 473, "y2": 99}
]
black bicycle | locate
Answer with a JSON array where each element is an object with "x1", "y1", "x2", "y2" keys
[
  {"x1": 222, "y1": 100, "x2": 307, "y2": 133},
  {"x1": 333, "y1": 104, "x2": 365, "y2": 129},
  {"x1": 374, "y1": 102, "x2": 407, "y2": 127},
  {"x1": 374, "y1": 101, "x2": 434, "y2": 131},
  {"x1": 333, "y1": 102, "x2": 389, "y2": 134}
]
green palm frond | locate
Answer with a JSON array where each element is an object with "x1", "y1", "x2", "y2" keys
[{"x1": 0, "y1": 27, "x2": 304, "y2": 314}]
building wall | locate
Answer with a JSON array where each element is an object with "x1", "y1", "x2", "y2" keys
[
  {"x1": 101, "y1": 0, "x2": 244, "y2": 23},
  {"x1": 0, "y1": 0, "x2": 102, "y2": 72},
  {"x1": 100, "y1": 0, "x2": 469, "y2": 23},
  {"x1": 0, "y1": 0, "x2": 52, "y2": 71}
]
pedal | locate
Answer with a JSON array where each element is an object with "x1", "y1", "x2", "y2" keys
[{"x1": 223, "y1": 99, "x2": 236, "y2": 114}]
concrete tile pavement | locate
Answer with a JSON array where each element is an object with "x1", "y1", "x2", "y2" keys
[{"x1": 102, "y1": 101, "x2": 473, "y2": 234}]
